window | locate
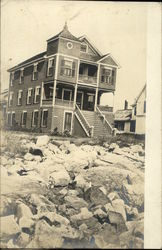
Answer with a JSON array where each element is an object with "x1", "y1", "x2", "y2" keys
[
  {"x1": 10, "y1": 72, "x2": 14, "y2": 86},
  {"x1": 80, "y1": 43, "x2": 88, "y2": 53},
  {"x1": 62, "y1": 89, "x2": 72, "y2": 101},
  {"x1": 21, "y1": 111, "x2": 27, "y2": 126},
  {"x1": 9, "y1": 92, "x2": 14, "y2": 106},
  {"x1": 134, "y1": 106, "x2": 137, "y2": 116},
  {"x1": 42, "y1": 110, "x2": 48, "y2": 127},
  {"x1": 19, "y1": 69, "x2": 24, "y2": 84},
  {"x1": 144, "y1": 101, "x2": 146, "y2": 113},
  {"x1": 17, "y1": 90, "x2": 23, "y2": 105},
  {"x1": 101, "y1": 68, "x2": 115, "y2": 84},
  {"x1": 60, "y1": 59, "x2": 75, "y2": 77},
  {"x1": 87, "y1": 93, "x2": 95, "y2": 110},
  {"x1": 32, "y1": 110, "x2": 39, "y2": 127},
  {"x1": 27, "y1": 88, "x2": 33, "y2": 104},
  {"x1": 47, "y1": 58, "x2": 55, "y2": 76},
  {"x1": 32, "y1": 64, "x2": 38, "y2": 80},
  {"x1": 34, "y1": 86, "x2": 41, "y2": 103},
  {"x1": 11, "y1": 112, "x2": 16, "y2": 126}
]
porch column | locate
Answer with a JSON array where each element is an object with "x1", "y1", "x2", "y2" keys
[
  {"x1": 73, "y1": 84, "x2": 78, "y2": 108},
  {"x1": 94, "y1": 88, "x2": 98, "y2": 111},
  {"x1": 52, "y1": 80, "x2": 57, "y2": 106}
]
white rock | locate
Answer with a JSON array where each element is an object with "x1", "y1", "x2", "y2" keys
[
  {"x1": 36, "y1": 135, "x2": 50, "y2": 147},
  {"x1": 104, "y1": 203, "x2": 115, "y2": 213},
  {"x1": 0, "y1": 215, "x2": 20, "y2": 239},
  {"x1": 75, "y1": 174, "x2": 89, "y2": 190},
  {"x1": 24, "y1": 153, "x2": 35, "y2": 161},
  {"x1": 108, "y1": 192, "x2": 120, "y2": 201},
  {"x1": 50, "y1": 169, "x2": 70, "y2": 186},
  {"x1": 41, "y1": 212, "x2": 70, "y2": 225},
  {"x1": 70, "y1": 207, "x2": 93, "y2": 222},
  {"x1": 112, "y1": 199, "x2": 126, "y2": 221},
  {"x1": 16, "y1": 202, "x2": 33, "y2": 222},
  {"x1": 19, "y1": 217, "x2": 34, "y2": 229}
]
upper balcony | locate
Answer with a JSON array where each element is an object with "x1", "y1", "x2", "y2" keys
[{"x1": 78, "y1": 63, "x2": 97, "y2": 86}]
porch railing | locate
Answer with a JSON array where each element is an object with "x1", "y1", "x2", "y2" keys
[
  {"x1": 97, "y1": 105, "x2": 113, "y2": 112},
  {"x1": 55, "y1": 98, "x2": 74, "y2": 108},
  {"x1": 78, "y1": 75, "x2": 97, "y2": 85},
  {"x1": 96, "y1": 106, "x2": 113, "y2": 134},
  {"x1": 75, "y1": 104, "x2": 94, "y2": 137},
  {"x1": 42, "y1": 99, "x2": 53, "y2": 106}
]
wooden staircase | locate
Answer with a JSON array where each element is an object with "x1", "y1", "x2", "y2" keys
[{"x1": 75, "y1": 105, "x2": 114, "y2": 138}]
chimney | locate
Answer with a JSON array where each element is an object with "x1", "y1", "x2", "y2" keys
[{"x1": 124, "y1": 100, "x2": 128, "y2": 110}]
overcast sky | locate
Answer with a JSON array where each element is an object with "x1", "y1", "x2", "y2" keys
[{"x1": 1, "y1": 0, "x2": 148, "y2": 111}]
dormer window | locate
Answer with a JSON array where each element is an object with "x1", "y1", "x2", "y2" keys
[
  {"x1": 80, "y1": 43, "x2": 88, "y2": 53},
  {"x1": 19, "y1": 68, "x2": 24, "y2": 84},
  {"x1": 32, "y1": 63, "x2": 38, "y2": 81},
  {"x1": 47, "y1": 58, "x2": 55, "y2": 76},
  {"x1": 10, "y1": 72, "x2": 15, "y2": 86},
  {"x1": 101, "y1": 67, "x2": 115, "y2": 84}
]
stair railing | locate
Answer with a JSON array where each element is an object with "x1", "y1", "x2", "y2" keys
[
  {"x1": 96, "y1": 106, "x2": 114, "y2": 134},
  {"x1": 75, "y1": 104, "x2": 94, "y2": 137}
]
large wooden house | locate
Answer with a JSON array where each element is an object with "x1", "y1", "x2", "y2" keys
[{"x1": 7, "y1": 23, "x2": 120, "y2": 137}]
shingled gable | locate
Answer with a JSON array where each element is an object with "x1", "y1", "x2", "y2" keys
[
  {"x1": 47, "y1": 22, "x2": 80, "y2": 43},
  {"x1": 98, "y1": 53, "x2": 120, "y2": 68},
  {"x1": 78, "y1": 35, "x2": 103, "y2": 57}
]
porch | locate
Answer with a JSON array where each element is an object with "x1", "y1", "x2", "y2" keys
[{"x1": 78, "y1": 62, "x2": 98, "y2": 85}]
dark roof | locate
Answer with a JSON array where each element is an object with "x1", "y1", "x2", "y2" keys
[
  {"x1": 114, "y1": 109, "x2": 132, "y2": 121},
  {"x1": 132, "y1": 84, "x2": 146, "y2": 106},
  {"x1": 47, "y1": 22, "x2": 79, "y2": 42},
  {"x1": 8, "y1": 51, "x2": 46, "y2": 71}
]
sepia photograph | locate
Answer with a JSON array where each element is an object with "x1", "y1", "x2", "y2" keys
[{"x1": 0, "y1": 0, "x2": 161, "y2": 249}]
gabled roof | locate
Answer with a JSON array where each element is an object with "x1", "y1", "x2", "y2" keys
[
  {"x1": 97, "y1": 53, "x2": 121, "y2": 68},
  {"x1": 8, "y1": 51, "x2": 46, "y2": 72},
  {"x1": 132, "y1": 84, "x2": 146, "y2": 106},
  {"x1": 47, "y1": 22, "x2": 80, "y2": 43},
  {"x1": 78, "y1": 35, "x2": 103, "y2": 57},
  {"x1": 114, "y1": 109, "x2": 132, "y2": 121}
]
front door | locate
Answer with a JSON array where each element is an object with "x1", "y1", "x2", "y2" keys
[
  {"x1": 76, "y1": 91, "x2": 84, "y2": 109},
  {"x1": 64, "y1": 112, "x2": 72, "y2": 133}
]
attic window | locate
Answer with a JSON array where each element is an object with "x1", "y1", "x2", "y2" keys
[{"x1": 80, "y1": 43, "x2": 88, "y2": 53}]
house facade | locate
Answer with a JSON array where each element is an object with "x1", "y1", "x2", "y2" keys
[
  {"x1": 131, "y1": 84, "x2": 146, "y2": 135},
  {"x1": 7, "y1": 23, "x2": 119, "y2": 137}
]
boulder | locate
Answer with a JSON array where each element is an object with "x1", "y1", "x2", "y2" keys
[
  {"x1": 40, "y1": 211, "x2": 70, "y2": 226},
  {"x1": 84, "y1": 186, "x2": 109, "y2": 206},
  {"x1": 16, "y1": 232, "x2": 30, "y2": 248},
  {"x1": 108, "y1": 211, "x2": 127, "y2": 233},
  {"x1": 24, "y1": 153, "x2": 35, "y2": 161},
  {"x1": 104, "y1": 203, "x2": 114, "y2": 213},
  {"x1": 0, "y1": 196, "x2": 14, "y2": 216},
  {"x1": 15, "y1": 202, "x2": 33, "y2": 223},
  {"x1": 93, "y1": 208, "x2": 108, "y2": 222},
  {"x1": 70, "y1": 207, "x2": 93, "y2": 222},
  {"x1": 112, "y1": 199, "x2": 127, "y2": 221},
  {"x1": 19, "y1": 217, "x2": 35, "y2": 233},
  {"x1": 64, "y1": 195, "x2": 88, "y2": 210},
  {"x1": 108, "y1": 192, "x2": 120, "y2": 202},
  {"x1": 0, "y1": 215, "x2": 20, "y2": 240},
  {"x1": 29, "y1": 147, "x2": 44, "y2": 157},
  {"x1": 49, "y1": 169, "x2": 71, "y2": 186},
  {"x1": 36, "y1": 135, "x2": 50, "y2": 147},
  {"x1": 75, "y1": 174, "x2": 90, "y2": 190}
]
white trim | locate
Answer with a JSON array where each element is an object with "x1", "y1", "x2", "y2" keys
[
  {"x1": 98, "y1": 54, "x2": 121, "y2": 68},
  {"x1": 21, "y1": 110, "x2": 27, "y2": 126},
  {"x1": 99, "y1": 62, "x2": 118, "y2": 69},
  {"x1": 32, "y1": 109, "x2": 39, "y2": 127},
  {"x1": 40, "y1": 82, "x2": 44, "y2": 107},
  {"x1": 17, "y1": 90, "x2": 23, "y2": 105},
  {"x1": 63, "y1": 110, "x2": 73, "y2": 134},
  {"x1": 9, "y1": 91, "x2": 14, "y2": 106},
  {"x1": 11, "y1": 111, "x2": 15, "y2": 126},
  {"x1": 55, "y1": 54, "x2": 59, "y2": 80},
  {"x1": 47, "y1": 57, "x2": 55, "y2": 77},
  {"x1": 27, "y1": 88, "x2": 33, "y2": 104},
  {"x1": 80, "y1": 59, "x2": 98, "y2": 66},
  {"x1": 78, "y1": 35, "x2": 102, "y2": 57},
  {"x1": 44, "y1": 54, "x2": 57, "y2": 59},
  {"x1": 75, "y1": 112, "x2": 89, "y2": 137},
  {"x1": 34, "y1": 86, "x2": 41, "y2": 103},
  {"x1": 59, "y1": 53, "x2": 79, "y2": 61},
  {"x1": 62, "y1": 88, "x2": 72, "y2": 101},
  {"x1": 77, "y1": 82, "x2": 97, "y2": 88},
  {"x1": 87, "y1": 92, "x2": 95, "y2": 96},
  {"x1": 8, "y1": 58, "x2": 45, "y2": 72}
]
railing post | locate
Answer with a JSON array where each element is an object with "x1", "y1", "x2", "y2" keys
[
  {"x1": 94, "y1": 88, "x2": 98, "y2": 111},
  {"x1": 73, "y1": 84, "x2": 78, "y2": 109}
]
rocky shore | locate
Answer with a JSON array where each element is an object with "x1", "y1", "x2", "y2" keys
[{"x1": 0, "y1": 132, "x2": 145, "y2": 248}]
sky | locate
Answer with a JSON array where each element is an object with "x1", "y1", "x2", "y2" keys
[{"x1": 1, "y1": 0, "x2": 148, "y2": 111}]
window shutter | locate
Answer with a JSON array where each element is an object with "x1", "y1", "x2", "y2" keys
[
  {"x1": 40, "y1": 110, "x2": 43, "y2": 127},
  {"x1": 26, "y1": 90, "x2": 28, "y2": 104},
  {"x1": 31, "y1": 112, "x2": 33, "y2": 127},
  {"x1": 20, "y1": 113, "x2": 22, "y2": 126},
  {"x1": 33, "y1": 88, "x2": 35, "y2": 104}
]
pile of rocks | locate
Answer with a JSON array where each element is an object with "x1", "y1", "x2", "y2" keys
[{"x1": 0, "y1": 133, "x2": 144, "y2": 248}]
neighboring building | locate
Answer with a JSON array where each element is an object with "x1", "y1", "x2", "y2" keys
[
  {"x1": 114, "y1": 100, "x2": 136, "y2": 133},
  {"x1": 7, "y1": 23, "x2": 120, "y2": 137},
  {"x1": 115, "y1": 85, "x2": 146, "y2": 135},
  {"x1": 131, "y1": 84, "x2": 146, "y2": 135},
  {"x1": 0, "y1": 89, "x2": 8, "y2": 126}
]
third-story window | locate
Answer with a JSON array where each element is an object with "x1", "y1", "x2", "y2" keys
[
  {"x1": 34, "y1": 86, "x2": 41, "y2": 103},
  {"x1": 9, "y1": 92, "x2": 14, "y2": 106},
  {"x1": 47, "y1": 58, "x2": 55, "y2": 76},
  {"x1": 60, "y1": 59, "x2": 75, "y2": 77},
  {"x1": 27, "y1": 88, "x2": 33, "y2": 104},
  {"x1": 80, "y1": 43, "x2": 88, "y2": 53},
  {"x1": 101, "y1": 68, "x2": 115, "y2": 84},
  {"x1": 19, "y1": 69, "x2": 24, "y2": 84},
  {"x1": 17, "y1": 90, "x2": 23, "y2": 105},
  {"x1": 32, "y1": 64, "x2": 38, "y2": 80}
]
